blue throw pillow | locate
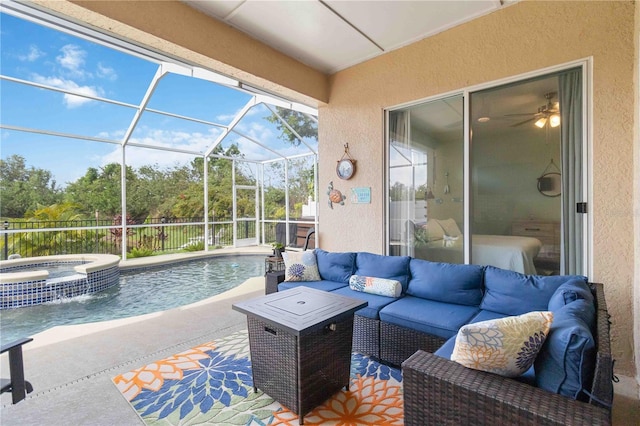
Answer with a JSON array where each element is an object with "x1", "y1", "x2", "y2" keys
[
  {"x1": 553, "y1": 298, "x2": 596, "y2": 331},
  {"x1": 548, "y1": 279, "x2": 594, "y2": 312},
  {"x1": 314, "y1": 249, "x2": 356, "y2": 283},
  {"x1": 480, "y1": 266, "x2": 587, "y2": 316},
  {"x1": 407, "y1": 258, "x2": 484, "y2": 306},
  {"x1": 355, "y1": 252, "x2": 411, "y2": 292},
  {"x1": 535, "y1": 299, "x2": 596, "y2": 400}
]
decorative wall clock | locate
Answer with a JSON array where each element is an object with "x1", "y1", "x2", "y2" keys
[{"x1": 336, "y1": 143, "x2": 356, "y2": 180}]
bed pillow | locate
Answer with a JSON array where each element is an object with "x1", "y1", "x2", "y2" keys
[
  {"x1": 282, "y1": 251, "x2": 321, "y2": 282},
  {"x1": 422, "y1": 219, "x2": 445, "y2": 241},
  {"x1": 349, "y1": 275, "x2": 402, "y2": 298},
  {"x1": 437, "y1": 218, "x2": 462, "y2": 237},
  {"x1": 452, "y1": 311, "x2": 553, "y2": 377}
]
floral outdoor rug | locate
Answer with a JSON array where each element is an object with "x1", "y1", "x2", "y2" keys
[{"x1": 112, "y1": 329, "x2": 403, "y2": 425}]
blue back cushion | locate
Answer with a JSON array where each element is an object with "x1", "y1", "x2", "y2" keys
[
  {"x1": 548, "y1": 279, "x2": 594, "y2": 312},
  {"x1": 480, "y1": 266, "x2": 587, "y2": 316},
  {"x1": 355, "y1": 252, "x2": 411, "y2": 292},
  {"x1": 535, "y1": 299, "x2": 596, "y2": 400},
  {"x1": 407, "y1": 258, "x2": 484, "y2": 306},
  {"x1": 314, "y1": 249, "x2": 356, "y2": 283}
]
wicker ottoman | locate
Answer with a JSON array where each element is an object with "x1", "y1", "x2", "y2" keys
[{"x1": 233, "y1": 287, "x2": 367, "y2": 424}]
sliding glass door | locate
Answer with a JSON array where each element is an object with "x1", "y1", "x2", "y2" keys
[
  {"x1": 387, "y1": 67, "x2": 586, "y2": 276},
  {"x1": 388, "y1": 95, "x2": 465, "y2": 263}
]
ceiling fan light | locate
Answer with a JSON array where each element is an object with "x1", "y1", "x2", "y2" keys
[
  {"x1": 534, "y1": 117, "x2": 547, "y2": 128},
  {"x1": 550, "y1": 114, "x2": 561, "y2": 127}
]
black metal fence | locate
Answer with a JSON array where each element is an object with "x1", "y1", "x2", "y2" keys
[
  {"x1": 0, "y1": 218, "x2": 286, "y2": 260},
  {"x1": 0, "y1": 218, "x2": 310, "y2": 260}
]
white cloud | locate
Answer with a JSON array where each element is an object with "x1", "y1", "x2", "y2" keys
[
  {"x1": 96, "y1": 129, "x2": 125, "y2": 140},
  {"x1": 19, "y1": 45, "x2": 44, "y2": 62},
  {"x1": 96, "y1": 62, "x2": 117, "y2": 81},
  {"x1": 215, "y1": 103, "x2": 260, "y2": 123},
  {"x1": 99, "y1": 127, "x2": 224, "y2": 169},
  {"x1": 56, "y1": 44, "x2": 90, "y2": 78},
  {"x1": 31, "y1": 74, "x2": 104, "y2": 108}
]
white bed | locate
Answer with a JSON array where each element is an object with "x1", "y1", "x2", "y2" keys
[{"x1": 411, "y1": 219, "x2": 542, "y2": 274}]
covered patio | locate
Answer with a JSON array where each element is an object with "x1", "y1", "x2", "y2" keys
[{"x1": 1, "y1": 0, "x2": 638, "y2": 424}]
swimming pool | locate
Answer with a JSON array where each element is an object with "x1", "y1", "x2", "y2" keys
[{"x1": 0, "y1": 255, "x2": 264, "y2": 345}]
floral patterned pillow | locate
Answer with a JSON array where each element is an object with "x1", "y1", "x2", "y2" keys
[
  {"x1": 282, "y1": 251, "x2": 321, "y2": 282},
  {"x1": 452, "y1": 311, "x2": 553, "y2": 377},
  {"x1": 349, "y1": 275, "x2": 402, "y2": 298}
]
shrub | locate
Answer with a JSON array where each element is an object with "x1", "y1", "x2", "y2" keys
[{"x1": 183, "y1": 240, "x2": 205, "y2": 252}]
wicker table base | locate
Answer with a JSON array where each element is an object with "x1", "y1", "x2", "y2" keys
[
  {"x1": 248, "y1": 316, "x2": 354, "y2": 423},
  {"x1": 233, "y1": 287, "x2": 367, "y2": 424}
]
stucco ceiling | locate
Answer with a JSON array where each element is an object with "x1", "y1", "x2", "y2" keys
[{"x1": 181, "y1": 0, "x2": 512, "y2": 74}]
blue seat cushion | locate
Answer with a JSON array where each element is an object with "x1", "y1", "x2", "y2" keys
[
  {"x1": 330, "y1": 286, "x2": 398, "y2": 319},
  {"x1": 467, "y1": 309, "x2": 509, "y2": 324},
  {"x1": 434, "y1": 336, "x2": 457, "y2": 359},
  {"x1": 535, "y1": 299, "x2": 596, "y2": 400},
  {"x1": 278, "y1": 280, "x2": 348, "y2": 292},
  {"x1": 355, "y1": 252, "x2": 411, "y2": 293},
  {"x1": 548, "y1": 279, "x2": 594, "y2": 312},
  {"x1": 480, "y1": 266, "x2": 588, "y2": 316},
  {"x1": 407, "y1": 258, "x2": 484, "y2": 306},
  {"x1": 379, "y1": 296, "x2": 479, "y2": 340},
  {"x1": 314, "y1": 249, "x2": 356, "y2": 283}
]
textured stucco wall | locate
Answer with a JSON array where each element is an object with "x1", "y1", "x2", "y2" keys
[
  {"x1": 320, "y1": 1, "x2": 637, "y2": 377},
  {"x1": 33, "y1": 0, "x2": 329, "y2": 106}
]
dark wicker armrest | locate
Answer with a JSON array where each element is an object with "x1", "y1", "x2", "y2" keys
[{"x1": 402, "y1": 350, "x2": 611, "y2": 426}]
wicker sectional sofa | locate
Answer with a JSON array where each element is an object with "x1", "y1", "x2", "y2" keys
[{"x1": 278, "y1": 249, "x2": 614, "y2": 425}]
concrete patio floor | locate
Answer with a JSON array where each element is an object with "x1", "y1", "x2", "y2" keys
[{"x1": 1, "y1": 248, "x2": 638, "y2": 425}]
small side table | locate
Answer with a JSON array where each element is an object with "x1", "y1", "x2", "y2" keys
[
  {"x1": 232, "y1": 287, "x2": 367, "y2": 424},
  {"x1": 265, "y1": 256, "x2": 284, "y2": 273},
  {"x1": 265, "y1": 255, "x2": 285, "y2": 294},
  {"x1": 265, "y1": 270, "x2": 285, "y2": 294}
]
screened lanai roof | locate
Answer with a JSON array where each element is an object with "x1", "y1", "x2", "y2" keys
[{"x1": 0, "y1": 1, "x2": 318, "y2": 186}]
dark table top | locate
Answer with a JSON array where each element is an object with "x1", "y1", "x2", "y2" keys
[{"x1": 232, "y1": 286, "x2": 367, "y2": 336}]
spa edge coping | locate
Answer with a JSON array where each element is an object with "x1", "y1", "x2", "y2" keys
[
  {"x1": 0, "y1": 254, "x2": 121, "y2": 284},
  {"x1": 0, "y1": 247, "x2": 273, "y2": 284}
]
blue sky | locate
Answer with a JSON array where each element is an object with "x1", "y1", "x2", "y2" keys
[{"x1": 0, "y1": 12, "x2": 317, "y2": 187}]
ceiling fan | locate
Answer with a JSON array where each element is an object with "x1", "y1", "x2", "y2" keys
[{"x1": 505, "y1": 92, "x2": 561, "y2": 128}]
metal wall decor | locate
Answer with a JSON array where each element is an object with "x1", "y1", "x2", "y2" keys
[
  {"x1": 336, "y1": 143, "x2": 356, "y2": 180},
  {"x1": 537, "y1": 159, "x2": 561, "y2": 197},
  {"x1": 327, "y1": 181, "x2": 346, "y2": 209}
]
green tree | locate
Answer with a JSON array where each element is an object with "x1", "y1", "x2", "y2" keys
[
  {"x1": 266, "y1": 107, "x2": 318, "y2": 145},
  {"x1": 0, "y1": 154, "x2": 61, "y2": 217},
  {"x1": 266, "y1": 108, "x2": 318, "y2": 217},
  {"x1": 64, "y1": 163, "x2": 152, "y2": 222},
  {"x1": 9, "y1": 202, "x2": 91, "y2": 256}
]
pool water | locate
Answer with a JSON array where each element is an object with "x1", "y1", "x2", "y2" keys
[
  {"x1": 0, "y1": 255, "x2": 264, "y2": 345},
  {"x1": 5, "y1": 263, "x2": 84, "y2": 280}
]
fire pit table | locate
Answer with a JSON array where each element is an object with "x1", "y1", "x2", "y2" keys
[{"x1": 232, "y1": 286, "x2": 367, "y2": 424}]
